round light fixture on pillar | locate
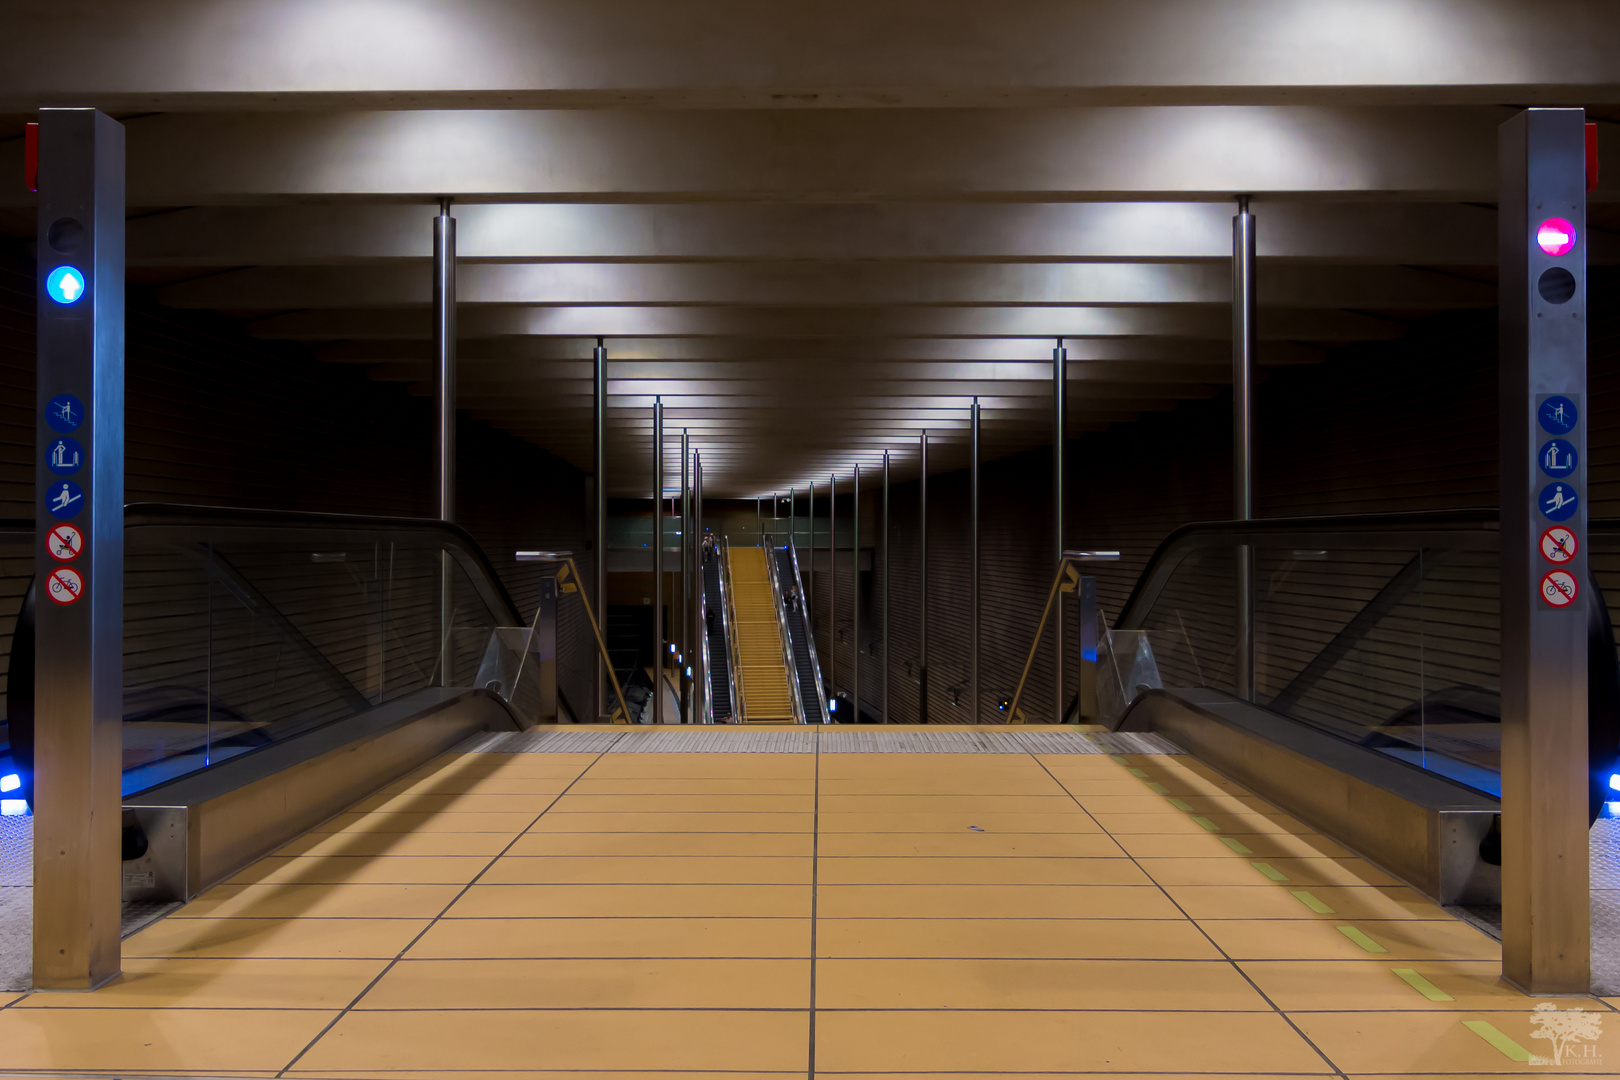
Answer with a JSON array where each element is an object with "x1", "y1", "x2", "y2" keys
[
  {"x1": 1537, "y1": 217, "x2": 1577, "y2": 256},
  {"x1": 45, "y1": 265, "x2": 85, "y2": 304}
]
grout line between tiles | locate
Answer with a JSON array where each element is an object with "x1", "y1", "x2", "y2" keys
[{"x1": 807, "y1": 726, "x2": 820, "y2": 1080}]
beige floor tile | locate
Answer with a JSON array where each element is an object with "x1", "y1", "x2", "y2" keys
[
  {"x1": 1240, "y1": 960, "x2": 1532, "y2": 1011},
  {"x1": 818, "y1": 777, "x2": 1067, "y2": 796},
  {"x1": 296, "y1": 1009, "x2": 809, "y2": 1073},
  {"x1": 548, "y1": 793, "x2": 815, "y2": 813},
  {"x1": 1202, "y1": 919, "x2": 1501, "y2": 961},
  {"x1": 819, "y1": 755, "x2": 1039, "y2": 773},
  {"x1": 586, "y1": 755, "x2": 813, "y2": 778},
  {"x1": 568, "y1": 776, "x2": 816, "y2": 795},
  {"x1": 276, "y1": 830, "x2": 515, "y2": 858},
  {"x1": 375, "y1": 776, "x2": 576, "y2": 797},
  {"x1": 816, "y1": 832, "x2": 1124, "y2": 857},
  {"x1": 407, "y1": 916, "x2": 810, "y2": 958},
  {"x1": 815, "y1": 1010, "x2": 1331, "y2": 1073},
  {"x1": 123, "y1": 917, "x2": 429, "y2": 960},
  {"x1": 353, "y1": 792, "x2": 562, "y2": 814},
  {"x1": 480, "y1": 855, "x2": 811, "y2": 885},
  {"x1": 175, "y1": 882, "x2": 460, "y2": 920},
  {"x1": 1295, "y1": 1011, "x2": 1596, "y2": 1073},
  {"x1": 1137, "y1": 856, "x2": 1402, "y2": 888},
  {"x1": 817, "y1": 856, "x2": 1148, "y2": 886},
  {"x1": 816, "y1": 883, "x2": 1180, "y2": 919},
  {"x1": 506, "y1": 831, "x2": 812, "y2": 857},
  {"x1": 1074, "y1": 794, "x2": 1278, "y2": 815},
  {"x1": 287, "y1": 1074, "x2": 797, "y2": 1080},
  {"x1": 17, "y1": 957, "x2": 387, "y2": 1009},
  {"x1": 818, "y1": 957, "x2": 1269, "y2": 1009},
  {"x1": 1112, "y1": 830, "x2": 1355, "y2": 859},
  {"x1": 445, "y1": 882, "x2": 812, "y2": 918},
  {"x1": 228, "y1": 855, "x2": 492, "y2": 886},
  {"x1": 315, "y1": 811, "x2": 537, "y2": 834},
  {"x1": 1165, "y1": 883, "x2": 1449, "y2": 920},
  {"x1": 527, "y1": 811, "x2": 813, "y2": 833},
  {"x1": 817, "y1": 917, "x2": 1221, "y2": 958},
  {"x1": 0, "y1": 992, "x2": 25, "y2": 1007},
  {"x1": 817, "y1": 812, "x2": 1101, "y2": 833},
  {"x1": 0, "y1": 1006, "x2": 338, "y2": 1073},
  {"x1": 818, "y1": 794, "x2": 1086, "y2": 814},
  {"x1": 1088, "y1": 812, "x2": 1221, "y2": 835},
  {"x1": 1093, "y1": 811, "x2": 1313, "y2": 835},
  {"x1": 357, "y1": 957, "x2": 809, "y2": 1009}
]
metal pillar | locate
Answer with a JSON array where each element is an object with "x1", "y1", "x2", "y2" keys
[
  {"x1": 695, "y1": 452, "x2": 705, "y2": 722},
  {"x1": 32, "y1": 107, "x2": 125, "y2": 990},
  {"x1": 1499, "y1": 108, "x2": 1590, "y2": 993},
  {"x1": 971, "y1": 398, "x2": 981, "y2": 724},
  {"x1": 919, "y1": 430, "x2": 929, "y2": 723},
  {"x1": 807, "y1": 482, "x2": 815, "y2": 613},
  {"x1": 433, "y1": 199, "x2": 457, "y2": 686},
  {"x1": 653, "y1": 398, "x2": 664, "y2": 725},
  {"x1": 593, "y1": 339, "x2": 607, "y2": 719},
  {"x1": 1053, "y1": 340, "x2": 1066, "y2": 724},
  {"x1": 852, "y1": 463, "x2": 861, "y2": 721},
  {"x1": 1233, "y1": 198, "x2": 1256, "y2": 702},
  {"x1": 680, "y1": 429, "x2": 690, "y2": 723},
  {"x1": 883, "y1": 451, "x2": 890, "y2": 724},
  {"x1": 829, "y1": 472, "x2": 837, "y2": 705},
  {"x1": 789, "y1": 486, "x2": 796, "y2": 551}
]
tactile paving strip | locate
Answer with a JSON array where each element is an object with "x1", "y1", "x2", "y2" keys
[
  {"x1": 1079, "y1": 731, "x2": 1185, "y2": 755},
  {"x1": 609, "y1": 728, "x2": 816, "y2": 753},
  {"x1": 820, "y1": 729, "x2": 1033, "y2": 753},
  {"x1": 1592, "y1": 817, "x2": 1620, "y2": 996},
  {"x1": 456, "y1": 729, "x2": 625, "y2": 754}
]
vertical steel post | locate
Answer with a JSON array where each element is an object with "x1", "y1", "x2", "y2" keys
[
  {"x1": 829, "y1": 471, "x2": 837, "y2": 705},
  {"x1": 593, "y1": 339, "x2": 607, "y2": 719},
  {"x1": 971, "y1": 398, "x2": 981, "y2": 724},
  {"x1": 680, "y1": 429, "x2": 690, "y2": 722},
  {"x1": 695, "y1": 452, "x2": 705, "y2": 722},
  {"x1": 919, "y1": 430, "x2": 929, "y2": 723},
  {"x1": 653, "y1": 398, "x2": 664, "y2": 725},
  {"x1": 852, "y1": 463, "x2": 861, "y2": 721},
  {"x1": 1233, "y1": 197, "x2": 1256, "y2": 702},
  {"x1": 808, "y1": 482, "x2": 815, "y2": 632},
  {"x1": 32, "y1": 108, "x2": 125, "y2": 990},
  {"x1": 433, "y1": 199, "x2": 457, "y2": 685},
  {"x1": 789, "y1": 486, "x2": 796, "y2": 553},
  {"x1": 1499, "y1": 108, "x2": 1591, "y2": 993},
  {"x1": 1053, "y1": 340, "x2": 1066, "y2": 723},
  {"x1": 883, "y1": 451, "x2": 890, "y2": 724}
]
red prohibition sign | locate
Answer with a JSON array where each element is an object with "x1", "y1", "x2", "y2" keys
[
  {"x1": 47, "y1": 566, "x2": 83, "y2": 605},
  {"x1": 47, "y1": 522, "x2": 83, "y2": 561},
  {"x1": 1540, "y1": 569, "x2": 1579, "y2": 608}
]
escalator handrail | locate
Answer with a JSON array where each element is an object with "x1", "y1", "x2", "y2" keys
[
  {"x1": 720, "y1": 537, "x2": 746, "y2": 722},
  {"x1": 786, "y1": 539, "x2": 830, "y2": 723},
  {"x1": 763, "y1": 538, "x2": 807, "y2": 724}
]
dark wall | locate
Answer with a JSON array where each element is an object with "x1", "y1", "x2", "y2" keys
[{"x1": 0, "y1": 248, "x2": 592, "y2": 724}]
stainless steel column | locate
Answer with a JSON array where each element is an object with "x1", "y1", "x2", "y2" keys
[
  {"x1": 653, "y1": 398, "x2": 665, "y2": 725},
  {"x1": 680, "y1": 428, "x2": 690, "y2": 723},
  {"x1": 1053, "y1": 340, "x2": 1066, "y2": 723},
  {"x1": 852, "y1": 463, "x2": 860, "y2": 721},
  {"x1": 829, "y1": 471, "x2": 837, "y2": 705},
  {"x1": 32, "y1": 108, "x2": 125, "y2": 990},
  {"x1": 808, "y1": 482, "x2": 815, "y2": 627},
  {"x1": 1233, "y1": 197, "x2": 1256, "y2": 702},
  {"x1": 883, "y1": 451, "x2": 890, "y2": 724},
  {"x1": 789, "y1": 486, "x2": 796, "y2": 552},
  {"x1": 433, "y1": 199, "x2": 457, "y2": 686},
  {"x1": 971, "y1": 398, "x2": 981, "y2": 724},
  {"x1": 1499, "y1": 108, "x2": 1591, "y2": 993},
  {"x1": 593, "y1": 339, "x2": 607, "y2": 719},
  {"x1": 918, "y1": 430, "x2": 929, "y2": 724},
  {"x1": 695, "y1": 453, "x2": 706, "y2": 722}
]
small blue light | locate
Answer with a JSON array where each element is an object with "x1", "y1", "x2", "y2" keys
[
  {"x1": 685, "y1": 666, "x2": 692, "y2": 678},
  {"x1": 0, "y1": 774, "x2": 18, "y2": 793},
  {"x1": 46, "y1": 265, "x2": 86, "y2": 305},
  {"x1": 1609, "y1": 773, "x2": 1620, "y2": 792},
  {"x1": 829, "y1": 700, "x2": 838, "y2": 712},
  {"x1": 0, "y1": 799, "x2": 26, "y2": 817}
]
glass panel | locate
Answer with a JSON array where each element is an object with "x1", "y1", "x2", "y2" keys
[{"x1": 1137, "y1": 545, "x2": 1239, "y2": 695}]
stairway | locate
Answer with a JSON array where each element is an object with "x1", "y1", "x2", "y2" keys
[
  {"x1": 774, "y1": 547, "x2": 825, "y2": 722},
  {"x1": 702, "y1": 552, "x2": 734, "y2": 722},
  {"x1": 727, "y1": 546, "x2": 796, "y2": 722}
]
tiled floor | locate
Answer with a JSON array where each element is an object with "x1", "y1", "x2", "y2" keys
[{"x1": 0, "y1": 731, "x2": 1613, "y2": 1078}]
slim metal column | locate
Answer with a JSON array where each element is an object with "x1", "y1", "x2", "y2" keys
[
  {"x1": 970, "y1": 398, "x2": 981, "y2": 724},
  {"x1": 653, "y1": 398, "x2": 665, "y2": 725},
  {"x1": 829, "y1": 472, "x2": 837, "y2": 705},
  {"x1": 808, "y1": 482, "x2": 815, "y2": 625},
  {"x1": 789, "y1": 486, "x2": 796, "y2": 551},
  {"x1": 1233, "y1": 197, "x2": 1257, "y2": 702},
  {"x1": 883, "y1": 451, "x2": 890, "y2": 724},
  {"x1": 919, "y1": 430, "x2": 929, "y2": 724},
  {"x1": 695, "y1": 452, "x2": 706, "y2": 722},
  {"x1": 852, "y1": 463, "x2": 861, "y2": 721},
  {"x1": 32, "y1": 108, "x2": 125, "y2": 990},
  {"x1": 433, "y1": 199, "x2": 457, "y2": 685},
  {"x1": 680, "y1": 429, "x2": 690, "y2": 722},
  {"x1": 1053, "y1": 340, "x2": 1066, "y2": 723},
  {"x1": 593, "y1": 339, "x2": 607, "y2": 719}
]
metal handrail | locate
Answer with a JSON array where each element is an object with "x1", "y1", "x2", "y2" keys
[
  {"x1": 720, "y1": 536, "x2": 746, "y2": 722},
  {"x1": 764, "y1": 537, "x2": 807, "y2": 724},
  {"x1": 786, "y1": 539, "x2": 831, "y2": 723},
  {"x1": 697, "y1": 549, "x2": 715, "y2": 724}
]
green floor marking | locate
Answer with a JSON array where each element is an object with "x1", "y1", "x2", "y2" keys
[
  {"x1": 1126, "y1": 767, "x2": 1148, "y2": 778},
  {"x1": 1145, "y1": 782, "x2": 1169, "y2": 794},
  {"x1": 1336, "y1": 925, "x2": 1387, "y2": 953},
  {"x1": 1191, "y1": 816, "x2": 1220, "y2": 831},
  {"x1": 1461, "y1": 1020, "x2": 1532, "y2": 1062},
  {"x1": 1219, "y1": 837, "x2": 1253, "y2": 855},
  {"x1": 1109, "y1": 755, "x2": 1129, "y2": 765},
  {"x1": 1391, "y1": 967, "x2": 1454, "y2": 1002},
  {"x1": 1291, "y1": 890, "x2": 1335, "y2": 914},
  {"x1": 1165, "y1": 797, "x2": 1194, "y2": 812},
  {"x1": 1251, "y1": 861, "x2": 1288, "y2": 881}
]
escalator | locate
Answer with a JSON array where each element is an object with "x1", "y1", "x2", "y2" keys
[
  {"x1": 701, "y1": 545, "x2": 735, "y2": 722},
  {"x1": 774, "y1": 542, "x2": 827, "y2": 723},
  {"x1": 726, "y1": 545, "x2": 798, "y2": 723}
]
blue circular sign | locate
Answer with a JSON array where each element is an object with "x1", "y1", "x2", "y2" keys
[
  {"x1": 45, "y1": 265, "x2": 85, "y2": 305},
  {"x1": 45, "y1": 480, "x2": 85, "y2": 520},
  {"x1": 1541, "y1": 482, "x2": 1580, "y2": 522},
  {"x1": 45, "y1": 436, "x2": 83, "y2": 477},
  {"x1": 1540, "y1": 395, "x2": 1578, "y2": 435},
  {"x1": 45, "y1": 394, "x2": 83, "y2": 433},
  {"x1": 1540, "y1": 438, "x2": 1578, "y2": 479}
]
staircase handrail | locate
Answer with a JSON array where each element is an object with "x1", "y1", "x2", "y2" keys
[{"x1": 786, "y1": 539, "x2": 831, "y2": 723}]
